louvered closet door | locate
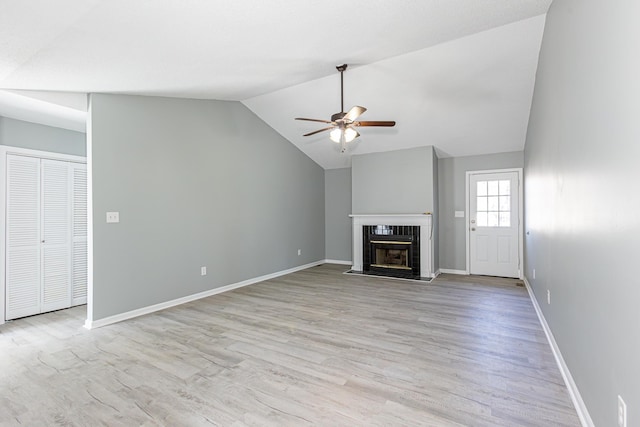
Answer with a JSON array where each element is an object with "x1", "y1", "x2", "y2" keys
[
  {"x1": 6, "y1": 155, "x2": 42, "y2": 320},
  {"x1": 40, "y1": 159, "x2": 72, "y2": 313},
  {"x1": 71, "y1": 163, "x2": 87, "y2": 306}
]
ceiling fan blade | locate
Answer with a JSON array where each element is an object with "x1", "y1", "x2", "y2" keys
[
  {"x1": 343, "y1": 106, "x2": 367, "y2": 121},
  {"x1": 303, "y1": 126, "x2": 335, "y2": 137},
  {"x1": 295, "y1": 117, "x2": 333, "y2": 124},
  {"x1": 354, "y1": 120, "x2": 396, "y2": 127}
]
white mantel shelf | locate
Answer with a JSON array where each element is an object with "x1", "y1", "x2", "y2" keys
[
  {"x1": 349, "y1": 214, "x2": 432, "y2": 217},
  {"x1": 350, "y1": 213, "x2": 434, "y2": 279}
]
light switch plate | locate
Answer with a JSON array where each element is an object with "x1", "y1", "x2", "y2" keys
[
  {"x1": 455, "y1": 211, "x2": 465, "y2": 218},
  {"x1": 106, "y1": 212, "x2": 120, "y2": 223}
]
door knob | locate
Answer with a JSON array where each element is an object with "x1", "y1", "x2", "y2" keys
[{"x1": 471, "y1": 228, "x2": 476, "y2": 231}]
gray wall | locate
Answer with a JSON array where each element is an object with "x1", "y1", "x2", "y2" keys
[
  {"x1": 89, "y1": 94, "x2": 325, "y2": 321},
  {"x1": 352, "y1": 146, "x2": 435, "y2": 214},
  {"x1": 524, "y1": 1, "x2": 640, "y2": 425},
  {"x1": 324, "y1": 168, "x2": 352, "y2": 262},
  {"x1": 438, "y1": 151, "x2": 523, "y2": 271},
  {"x1": 0, "y1": 116, "x2": 86, "y2": 156},
  {"x1": 432, "y1": 148, "x2": 439, "y2": 271}
]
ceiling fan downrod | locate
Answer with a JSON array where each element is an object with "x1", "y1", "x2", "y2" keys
[
  {"x1": 337, "y1": 64, "x2": 347, "y2": 114},
  {"x1": 329, "y1": 64, "x2": 350, "y2": 122}
]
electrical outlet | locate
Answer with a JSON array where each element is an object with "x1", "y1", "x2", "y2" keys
[
  {"x1": 106, "y1": 212, "x2": 119, "y2": 223},
  {"x1": 533, "y1": 268, "x2": 536, "y2": 279},
  {"x1": 297, "y1": 249, "x2": 301, "y2": 256},
  {"x1": 547, "y1": 289, "x2": 551, "y2": 305},
  {"x1": 201, "y1": 266, "x2": 207, "y2": 276},
  {"x1": 618, "y1": 395, "x2": 627, "y2": 427}
]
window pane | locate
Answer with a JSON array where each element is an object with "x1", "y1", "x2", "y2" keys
[
  {"x1": 477, "y1": 212, "x2": 488, "y2": 227},
  {"x1": 477, "y1": 181, "x2": 487, "y2": 196},
  {"x1": 487, "y1": 196, "x2": 499, "y2": 211},
  {"x1": 477, "y1": 196, "x2": 487, "y2": 211},
  {"x1": 499, "y1": 196, "x2": 510, "y2": 212},
  {"x1": 487, "y1": 212, "x2": 499, "y2": 227},
  {"x1": 499, "y1": 180, "x2": 510, "y2": 195},
  {"x1": 487, "y1": 180, "x2": 499, "y2": 196},
  {"x1": 499, "y1": 212, "x2": 511, "y2": 227}
]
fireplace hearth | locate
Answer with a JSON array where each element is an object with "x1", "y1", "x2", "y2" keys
[{"x1": 363, "y1": 225, "x2": 420, "y2": 279}]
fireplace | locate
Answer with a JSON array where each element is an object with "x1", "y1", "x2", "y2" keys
[
  {"x1": 363, "y1": 225, "x2": 420, "y2": 279},
  {"x1": 350, "y1": 214, "x2": 434, "y2": 279}
]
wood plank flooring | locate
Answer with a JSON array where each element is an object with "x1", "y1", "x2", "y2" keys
[{"x1": 0, "y1": 264, "x2": 580, "y2": 426}]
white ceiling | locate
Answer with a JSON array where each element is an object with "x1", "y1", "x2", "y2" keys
[
  {"x1": 0, "y1": 0, "x2": 552, "y2": 168},
  {"x1": 0, "y1": 90, "x2": 87, "y2": 132}
]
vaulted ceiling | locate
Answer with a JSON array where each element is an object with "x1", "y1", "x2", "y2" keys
[{"x1": 0, "y1": 0, "x2": 552, "y2": 169}]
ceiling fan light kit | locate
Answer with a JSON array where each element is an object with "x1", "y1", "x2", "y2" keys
[
  {"x1": 295, "y1": 64, "x2": 395, "y2": 153},
  {"x1": 330, "y1": 127, "x2": 358, "y2": 144}
]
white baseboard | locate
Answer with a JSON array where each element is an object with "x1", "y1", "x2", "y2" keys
[
  {"x1": 84, "y1": 260, "x2": 325, "y2": 330},
  {"x1": 323, "y1": 259, "x2": 352, "y2": 265},
  {"x1": 438, "y1": 268, "x2": 468, "y2": 275},
  {"x1": 522, "y1": 277, "x2": 594, "y2": 427}
]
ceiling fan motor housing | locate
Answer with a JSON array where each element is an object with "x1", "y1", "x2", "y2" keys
[{"x1": 331, "y1": 112, "x2": 347, "y2": 122}]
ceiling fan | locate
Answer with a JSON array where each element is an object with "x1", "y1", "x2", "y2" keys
[{"x1": 295, "y1": 64, "x2": 396, "y2": 153}]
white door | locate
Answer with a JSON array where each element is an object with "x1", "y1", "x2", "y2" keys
[
  {"x1": 40, "y1": 159, "x2": 72, "y2": 313},
  {"x1": 469, "y1": 171, "x2": 520, "y2": 278},
  {"x1": 5, "y1": 155, "x2": 42, "y2": 319},
  {"x1": 5, "y1": 155, "x2": 87, "y2": 320}
]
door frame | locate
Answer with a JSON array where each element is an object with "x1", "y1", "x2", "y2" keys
[
  {"x1": 0, "y1": 145, "x2": 86, "y2": 325},
  {"x1": 465, "y1": 168, "x2": 523, "y2": 279}
]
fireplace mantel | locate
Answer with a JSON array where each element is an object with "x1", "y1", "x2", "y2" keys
[{"x1": 350, "y1": 214, "x2": 434, "y2": 278}]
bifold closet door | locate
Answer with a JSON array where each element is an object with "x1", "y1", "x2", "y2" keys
[
  {"x1": 5, "y1": 155, "x2": 85, "y2": 320},
  {"x1": 40, "y1": 159, "x2": 72, "y2": 313},
  {"x1": 6, "y1": 155, "x2": 42, "y2": 319}
]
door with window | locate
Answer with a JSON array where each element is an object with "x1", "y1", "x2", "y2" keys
[{"x1": 469, "y1": 170, "x2": 520, "y2": 278}]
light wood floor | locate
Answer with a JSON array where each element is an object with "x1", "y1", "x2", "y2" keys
[{"x1": 0, "y1": 264, "x2": 580, "y2": 426}]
